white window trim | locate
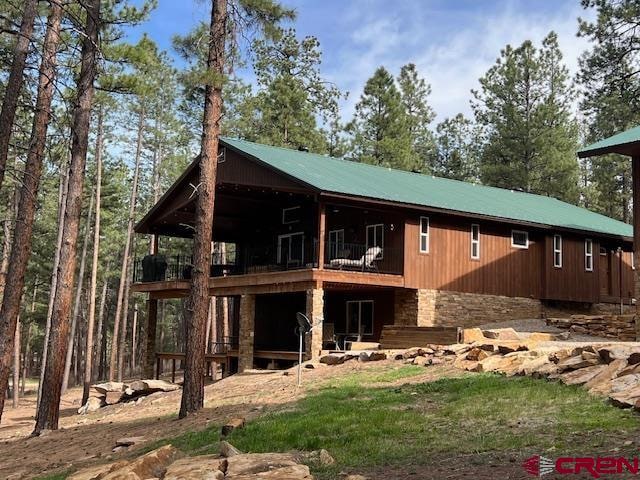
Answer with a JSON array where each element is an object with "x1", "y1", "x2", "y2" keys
[
  {"x1": 366, "y1": 224, "x2": 384, "y2": 258},
  {"x1": 328, "y1": 229, "x2": 345, "y2": 258},
  {"x1": 419, "y1": 216, "x2": 430, "y2": 253},
  {"x1": 342, "y1": 300, "x2": 374, "y2": 336},
  {"x1": 511, "y1": 229, "x2": 529, "y2": 249},
  {"x1": 282, "y1": 206, "x2": 301, "y2": 225},
  {"x1": 585, "y1": 239, "x2": 593, "y2": 272},
  {"x1": 277, "y1": 231, "x2": 304, "y2": 264},
  {"x1": 470, "y1": 224, "x2": 480, "y2": 260},
  {"x1": 553, "y1": 234, "x2": 562, "y2": 268}
]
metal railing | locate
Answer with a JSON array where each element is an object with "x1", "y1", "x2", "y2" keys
[
  {"x1": 324, "y1": 241, "x2": 403, "y2": 274},
  {"x1": 133, "y1": 240, "x2": 403, "y2": 283}
]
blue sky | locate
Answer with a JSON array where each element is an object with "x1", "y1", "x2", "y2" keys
[{"x1": 133, "y1": 0, "x2": 594, "y2": 122}]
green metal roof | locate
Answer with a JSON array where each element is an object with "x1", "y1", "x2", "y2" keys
[
  {"x1": 221, "y1": 137, "x2": 632, "y2": 239},
  {"x1": 578, "y1": 125, "x2": 640, "y2": 158}
]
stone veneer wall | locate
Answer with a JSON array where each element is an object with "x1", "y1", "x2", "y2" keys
[
  {"x1": 238, "y1": 294, "x2": 255, "y2": 373},
  {"x1": 394, "y1": 288, "x2": 543, "y2": 329},
  {"x1": 542, "y1": 300, "x2": 635, "y2": 318},
  {"x1": 305, "y1": 288, "x2": 324, "y2": 359}
]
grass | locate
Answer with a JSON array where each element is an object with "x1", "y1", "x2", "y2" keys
[{"x1": 225, "y1": 373, "x2": 638, "y2": 478}]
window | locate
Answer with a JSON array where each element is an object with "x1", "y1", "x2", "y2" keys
[
  {"x1": 419, "y1": 217, "x2": 430, "y2": 253},
  {"x1": 344, "y1": 300, "x2": 374, "y2": 335},
  {"x1": 277, "y1": 232, "x2": 304, "y2": 266},
  {"x1": 553, "y1": 234, "x2": 562, "y2": 268},
  {"x1": 511, "y1": 230, "x2": 529, "y2": 249},
  {"x1": 282, "y1": 206, "x2": 301, "y2": 224},
  {"x1": 585, "y1": 239, "x2": 593, "y2": 272},
  {"x1": 366, "y1": 224, "x2": 384, "y2": 258},
  {"x1": 470, "y1": 224, "x2": 480, "y2": 260},
  {"x1": 328, "y1": 229, "x2": 345, "y2": 260}
]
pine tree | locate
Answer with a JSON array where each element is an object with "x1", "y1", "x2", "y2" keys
[
  {"x1": 397, "y1": 63, "x2": 436, "y2": 171},
  {"x1": 577, "y1": 0, "x2": 640, "y2": 222},
  {"x1": 473, "y1": 32, "x2": 579, "y2": 202},
  {"x1": 251, "y1": 28, "x2": 342, "y2": 152},
  {"x1": 434, "y1": 113, "x2": 481, "y2": 181},
  {"x1": 348, "y1": 66, "x2": 413, "y2": 169}
]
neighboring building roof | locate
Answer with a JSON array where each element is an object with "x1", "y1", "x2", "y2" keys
[
  {"x1": 221, "y1": 137, "x2": 633, "y2": 239},
  {"x1": 578, "y1": 125, "x2": 640, "y2": 158}
]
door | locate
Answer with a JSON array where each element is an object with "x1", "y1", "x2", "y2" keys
[
  {"x1": 277, "y1": 232, "x2": 304, "y2": 268},
  {"x1": 599, "y1": 247, "x2": 611, "y2": 296}
]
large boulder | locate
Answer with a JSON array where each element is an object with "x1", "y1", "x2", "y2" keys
[
  {"x1": 124, "y1": 379, "x2": 179, "y2": 398},
  {"x1": 163, "y1": 455, "x2": 227, "y2": 480},
  {"x1": 228, "y1": 465, "x2": 313, "y2": 479},
  {"x1": 67, "y1": 461, "x2": 129, "y2": 480},
  {"x1": 101, "y1": 445, "x2": 178, "y2": 480},
  {"x1": 91, "y1": 382, "x2": 125, "y2": 395},
  {"x1": 225, "y1": 453, "x2": 300, "y2": 477},
  {"x1": 319, "y1": 354, "x2": 346, "y2": 365},
  {"x1": 559, "y1": 365, "x2": 606, "y2": 386},
  {"x1": 77, "y1": 396, "x2": 105, "y2": 415},
  {"x1": 482, "y1": 328, "x2": 521, "y2": 341}
]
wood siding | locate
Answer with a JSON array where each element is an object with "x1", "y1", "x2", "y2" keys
[{"x1": 403, "y1": 214, "x2": 633, "y2": 304}]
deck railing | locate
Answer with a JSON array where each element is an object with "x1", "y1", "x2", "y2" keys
[{"x1": 133, "y1": 240, "x2": 403, "y2": 283}]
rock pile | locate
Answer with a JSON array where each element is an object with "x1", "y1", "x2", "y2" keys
[
  {"x1": 67, "y1": 442, "x2": 345, "y2": 480},
  {"x1": 78, "y1": 379, "x2": 180, "y2": 414},
  {"x1": 547, "y1": 314, "x2": 637, "y2": 341}
]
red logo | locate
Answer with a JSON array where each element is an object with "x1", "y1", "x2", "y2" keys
[{"x1": 523, "y1": 455, "x2": 640, "y2": 478}]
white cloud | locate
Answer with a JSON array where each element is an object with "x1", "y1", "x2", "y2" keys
[{"x1": 320, "y1": 1, "x2": 594, "y2": 124}]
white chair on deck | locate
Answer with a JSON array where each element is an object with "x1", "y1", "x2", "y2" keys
[{"x1": 329, "y1": 246, "x2": 382, "y2": 271}]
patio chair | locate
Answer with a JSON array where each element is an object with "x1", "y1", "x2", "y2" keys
[{"x1": 329, "y1": 246, "x2": 382, "y2": 271}]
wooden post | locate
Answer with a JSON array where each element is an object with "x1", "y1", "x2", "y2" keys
[
  {"x1": 633, "y1": 156, "x2": 640, "y2": 316},
  {"x1": 317, "y1": 201, "x2": 326, "y2": 269},
  {"x1": 143, "y1": 297, "x2": 158, "y2": 378}
]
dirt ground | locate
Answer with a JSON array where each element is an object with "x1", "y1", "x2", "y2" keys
[{"x1": 0, "y1": 361, "x2": 462, "y2": 480}]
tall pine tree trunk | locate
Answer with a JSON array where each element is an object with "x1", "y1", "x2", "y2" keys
[
  {"x1": 93, "y1": 279, "x2": 107, "y2": 382},
  {"x1": 117, "y1": 250, "x2": 133, "y2": 381},
  {"x1": 34, "y1": 0, "x2": 100, "y2": 434},
  {"x1": 179, "y1": 0, "x2": 227, "y2": 418},
  {"x1": 13, "y1": 315, "x2": 19, "y2": 408},
  {"x1": 83, "y1": 107, "x2": 103, "y2": 403},
  {"x1": 0, "y1": 184, "x2": 19, "y2": 300},
  {"x1": 0, "y1": 1, "x2": 63, "y2": 426},
  {"x1": 0, "y1": 0, "x2": 37, "y2": 193},
  {"x1": 62, "y1": 191, "x2": 94, "y2": 393},
  {"x1": 110, "y1": 106, "x2": 144, "y2": 381},
  {"x1": 131, "y1": 303, "x2": 138, "y2": 374},
  {"x1": 38, "y1": 164, "x2": 68, "y2": 410}
]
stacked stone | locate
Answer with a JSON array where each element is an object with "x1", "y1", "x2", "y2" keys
[{"x1": 547, "y1": 314, "x2": 637, "y2": 341}]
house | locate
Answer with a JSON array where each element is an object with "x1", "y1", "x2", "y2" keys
[{"x1": 132, "y1": 137, "x2": 634, "y2": 374}]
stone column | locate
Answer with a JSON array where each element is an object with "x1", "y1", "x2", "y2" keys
[
  {"x1": 238, "y1": 294, "x2": 255, "y2": 372},
  {"x1": 305, "y1": 288, "x2": 324, "y2": 359},
  {"x1": 142, "y1": 297, "x2": 157, "y2": 378}
]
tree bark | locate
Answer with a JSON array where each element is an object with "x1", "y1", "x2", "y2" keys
[
  {"x1": 83, "y1": 107, "x2": 103, "y2": 403},
  {"x1": 0, "y1": 0, "x2": 38, "y2": 193},
  {"x1": 110, "y1": 106, "x2": 144, "y2": 381},
  {"x1": 0, "y1": 184, "x2": 19, "y2": 301},
  {"x1": 0, "y1": 1, "x2": 63, "y2": 426},
  {"x1": 38, "y1": 163, "x2": 69, "y2": 410},
  {"x1": 62, "y1": 190, "x2": 94, "y2": 393},
  {"x1": 131, "y1": 303, "x2": 138, "y2": 373},
  {"x1": 13, "y1": 315, "x2": 19, "y2": 408},
  {"x1": 117, "y1": 250, "x2": 133, "y2": 381},
  {"x1": 179, "y1": 0, "x2": 227, "y2": 418},
  {"x1": 34, "y1": 0, "x2": 100, "y2": 434},
  {"x1": 93, "y1": 278, "x2": 107, "y2": 382}
]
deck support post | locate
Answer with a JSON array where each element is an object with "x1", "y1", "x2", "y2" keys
[
  {"x1": 143, "y1": 297, "x2": 158, "y2": 378},
  {"x1": 305, "y1": 287, "x2": 324, "y2": 359},
  {"x1": 317, "y1": 202, "x2": 326, "y2": 269},
  {"x1": 633, "y1": 157, "x2": 640, "y2": 319},
  {"x1": 238, "y1": 294, "x2": 255, "y2": 372}
]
